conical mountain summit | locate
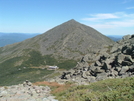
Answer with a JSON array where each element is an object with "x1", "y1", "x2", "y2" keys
[
  {"x1": 38, "y1": 19, "x2": 114, "y2": 59},
  {"x1": 0, "y1": 19, "x2": 114, "y2": 64}
]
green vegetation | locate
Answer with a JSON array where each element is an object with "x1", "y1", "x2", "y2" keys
[
  {"x1": 23, "y1": 50, "x2": 45, "y2": 66},
  {"x1": 0, "y1": 56, "x2": 54, "y2": 86},
  {"x1": 44, "y1": 72, "x2": 61, "y2": 79},
  {"x1": 0, "y1": 67, "x2": 54, "y2": 86},
  {"x1": 23, "y1": 50, "x2": 77, "y2": 69},
  {"x1": 0, "y1": 50, "x2": 77, "y2": 86},
  {"x1": 57, "y1": 60, "x2": 77, "y2": 70},
  {"x1": 54, "y1": 77, "x2": 134, "y2": 101},
  {"x1": 0, "y1": 57, "x2": 22, "y2": 76},
  {"x1": 44, "y1": 55, "x2": 58, "y2": 65}
]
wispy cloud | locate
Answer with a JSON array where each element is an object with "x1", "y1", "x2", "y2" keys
[
  {"x1": 126, "y1": 6, "x2": 134, "y2": 9},
  {"x1": 82, "y1": 12, "x2": 134, "y2": 29},
  {"x1": 90, "y1": 20, "x2": 134, "y2": 29},
  {"x1": 122, "y1": 0, "x2": 132, "y2": 4},
  {"x1": 82, "y1": 13, "x2": 119, "y2": 21}
]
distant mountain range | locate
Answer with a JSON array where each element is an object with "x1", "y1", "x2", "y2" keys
[
  {"x1": 0, "y1": 33, "x2": 40, "y2": 47},
  {"x1": 107, "y1": 35, "x2": 123, "y2": 41}
]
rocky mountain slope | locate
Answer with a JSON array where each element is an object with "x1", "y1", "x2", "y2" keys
[
  {"x1": 0, "y1": 19, "x2": 114, "y2": 64},
  {"x1": 59, "y1": 34, "x2": 134, "y2": 85}
]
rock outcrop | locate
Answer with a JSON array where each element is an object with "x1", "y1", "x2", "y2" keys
[
  {"x1": 0, "y1": 80, "x2": 58, "y2": 101},
  {"x1": 59, "y1": 34, "x2": 134, "y2": 85}
]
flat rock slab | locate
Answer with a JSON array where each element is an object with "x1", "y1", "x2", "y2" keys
[{"x1": 0, "y1": 81, "x2": 58, "y2": 101}]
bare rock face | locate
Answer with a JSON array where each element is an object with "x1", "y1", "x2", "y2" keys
[
  {"x1": 0, "y1": 80, "x2": 58, "y2": 101},
  {"x1": 58, "y1": 34, "x2": 134, "y2": 85}
]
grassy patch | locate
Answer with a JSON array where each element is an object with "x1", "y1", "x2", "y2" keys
[
  {"x1": 45, "y1": 72, "x2": 61, "y2": 79},
  {"x1": 54, "y1": 77, "x2": 134, "y2": 101},
  {"x1": 43, "y1": 55, "x2": 58, "y2": 65},
  {"x1": 0, "y1": 66, "x2": 54, "y2": 86},
  {"x1": 0, "y1": 55, "x2": 54, "y2": 86},
  {"x1": 23, "y1": 50, "x2": 45, "y2": 67},
  {"x1": 0, "y1": 50, "x2": 77, "y2": 86},
  {"x1": 57, "y1": 60, "x2": 77, "y2": 70}
]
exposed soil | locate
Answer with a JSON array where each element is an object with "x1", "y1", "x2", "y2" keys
[{"x1": 33, "y1": 81, "x2": 73, "y2": 94}]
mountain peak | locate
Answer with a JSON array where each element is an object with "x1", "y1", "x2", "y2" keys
[
  {"x1": 64, "y1": 19, "x2": 79, "y2": 24},
  {"x1": 68, "y1": 19, "x2": 77, "y2": 22}
]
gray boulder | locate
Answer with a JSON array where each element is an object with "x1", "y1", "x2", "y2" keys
[
  {"x1": 101, "y1": 62, "x2": 110, "y2": 72},
  {"x1": 95, "y1": 61, "x2": 102, "y2": 66},
  {"x1": 87, "y1": 76, "x2": 96, "y2": 83},
  {"x1": 123, "y1": 35, "x2": 131, "y2": 40},
  {"x1": 119, "y1": 66, "x2": 129, "y2": 75},
  {"x1": 117, "y1": 54, "x2": 125, "y2": 64},
  {"x1": 94, "y1": 67, "x2": 104, "y2": 74},
  {"x1": 124, "y1": 55, "x2": 134, "y2": 63},
  {"x1": 82, "y1": 62, "x2": 89, "y2": 68},
  {"x1": 96, "y1": 72, "x2": 107, "y2": 81},
  {"x1": 0, "y1": 90, "x2": 8, "y2": 97},
  {"x1": 130, "y1": 39, "x2": 134, "y2": 44},
  {"x1": 122, "y1": 61, "x2": 133, "y2": 66},
  {"x1": 128, "y1": 65, "x2": 134, "y2": 74},
  {"x1": 110, "y1": 43, "x2": 120, "y2": 53}
]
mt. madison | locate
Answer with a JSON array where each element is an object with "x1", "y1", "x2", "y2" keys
[
  {"x1": 0, "y1": 19, "x2": 114, "y2": 63},
  {"x1": 0, "y1": 19, "x2": 115, "y2": 85}
]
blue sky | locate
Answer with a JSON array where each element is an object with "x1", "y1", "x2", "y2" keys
[{"x1": 0, "y1": 0, "x2": 134, "y2": 35}]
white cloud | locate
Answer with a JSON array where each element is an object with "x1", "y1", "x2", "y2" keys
[
  {"x1": 82, "y1": 12, "x2": 134, "y2": 29},
  {"x1": 90, "y1": 20, "x2": 134, "y2": 29},
  {"x1": 110, "y1": 20, "x2": 134, "y2": 27},
  {"x1": 126, "y1": 7, "x2": 134, "y2": 9},
  {"x1": 82, "y1": 13, "x2": 119, "y2": 21}
]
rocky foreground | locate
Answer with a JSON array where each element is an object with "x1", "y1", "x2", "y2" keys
[
  {"x1": 59, "y1": 34, "x2": 134, "y2": 85},
  {"x1": 0, "y1": 80, "x2": 58, "y2": 101}
]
